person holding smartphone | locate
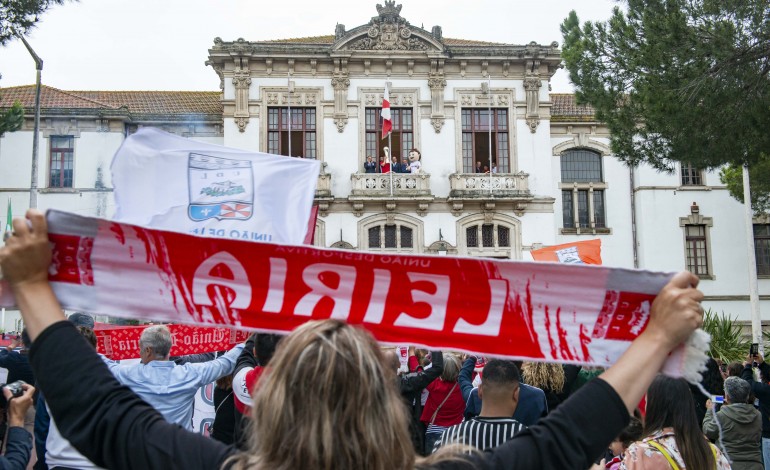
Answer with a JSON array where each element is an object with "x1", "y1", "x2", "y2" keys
[{"x1": 743, "y1": 349, "x2": 770, "y2": 470}]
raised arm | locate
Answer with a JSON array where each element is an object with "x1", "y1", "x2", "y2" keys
[
  {"x1": 402, "y1": 350, "x2": 443, "y2": 393},
  {"x1": 190, "y1": 342, "x2": 244, "y2": 386},
  {"x1": 458, "y1": 356, "x2": 476, "y2": 403},
  {"x1": 468, "y1": 271, "x2": 705, "y2": 469},
  {"x1": 0, "y1": 210, "x2": 235, "y2": 470}
]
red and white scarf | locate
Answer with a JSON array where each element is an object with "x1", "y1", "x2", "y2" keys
[{"x1": 0, "y1": 210, "x2": 708, "y2": 380}]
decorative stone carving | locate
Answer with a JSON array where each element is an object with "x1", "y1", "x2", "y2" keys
[
  {"x1": 332, "y1": 74, "x2": 350, "y2": 133},
  {"x1": 335, "y1": 23, "x2": 346, "y2": 39},
  {"x1": 234, "y1": 117, "x2": 248, "y2": 132},
  {"x1": 232, "y1": 64, "x2": 251, "y2": 133},
  {"x1": 310, "y1": 59, "x2": 317, "y2": 76},
  {"x1": 428, "y1": 69, "x2": 446, "y2": 133},
  {"x1": 331, "y1": 77, "x2": 350, "y2": 90},
  {"x1": 365, "y1": 94, "x2": 378, "y2": 105},
  {"x1": 497, "y1": 95, "x2": 509, "y2": 106},
  {"x1": 526, "y1": 117, "x2": 540, "y2": 134},
  {"x1": 345, "y1": 1, "x2": 430, "y2": 51},
  {"x1": 523, "y1": 61, "x2": 542, "y2": 133},
  {"x1": 335, "y1": 118, "x2": 348, "y2": 133},
  {"x1": 265, "y1": 58, "x2": 273, "y2": 75},
  {"x1": 417, "y1": 203, "x2": 429, "y2": 217},
  {"x1": 460, "y1": 95, "x2": 472, "y2": 106},
  {"x1": 451, "y1": 202, "x2": 464, "y2": 216},
  {"x1": 353, "y1": 202, "x2": 365, "y2": 217},
  {"x1": 266, "y1": 92, "x2": 279, "y2": 105},
  {"x1": 205, "y1": 61, "x2": 224, "y2": 90}
]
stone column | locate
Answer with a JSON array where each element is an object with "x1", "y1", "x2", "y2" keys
[
  {"x1": 428, "y1": 59, "x2": 446, "y2": 133},
  {"x1": 232, "y1": 61, "x2": 252, "y2": 133},
  {"x1": 523, "y1": 60, "x2": 541, "y2": 133}
]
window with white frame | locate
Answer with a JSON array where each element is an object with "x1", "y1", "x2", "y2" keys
[
  {"x1": 49, "y1": 136, "x2": 74, "y2": 188},
  {"x1": 560, "y1": 149, "x2": 607, "y2": 232},
  {"x1": 461, "y1": 109, "x2": 510, "y2": 173},
  {"x1": 680, "y1": 162, "x2": 704, "y2": 186},
  {"x1": 267, "y1": 107, "x2": 316, "y2": 158},
  {"x1": 754, "y1": 224, "x2": 770, "y2": 276},
  {"x1": 679, "y1": 211, "x2": 714, "y2": 279}
]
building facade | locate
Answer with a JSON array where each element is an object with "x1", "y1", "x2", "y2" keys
[{"x1": 1, "y1": 2, "x2": 767, "y2": 326}]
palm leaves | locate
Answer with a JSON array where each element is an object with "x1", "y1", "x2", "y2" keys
[{"x1": 701, "y1": 309, "x2": 752, "y2": 364}]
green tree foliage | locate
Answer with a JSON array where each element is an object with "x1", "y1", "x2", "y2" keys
[
  {"x1": 720, "y1": 156, "x2": 770, "y2": 214},
  {"x1": 0, "y1": 100, "x2": 23, "y2": 136},
  {"x1": 561, "y1": 0, "x2": 770, "y2": 172},
  {"x1": 0, "y1": 0, "x2": 66, "y2": 45}
]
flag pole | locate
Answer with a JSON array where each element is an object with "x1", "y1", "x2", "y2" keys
[
  {"x1": 287, "y1": 72, "x2": 292, "y2": 157},
  {"x1": 388, "y1": 131, "x2": 393, "y2": 197},
  {"x1": 487, "y1": 73, "x2": 493, "y2": 195}
]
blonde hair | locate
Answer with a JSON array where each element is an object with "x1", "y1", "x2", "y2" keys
[
  {"x1": 521, "y1": 362, "x2": 565, "y2": 393},
  {"x1": 229, "y1": 320, "x2": 414, "y2": 470}
]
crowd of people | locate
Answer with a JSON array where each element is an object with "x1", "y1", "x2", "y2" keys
[{"x1": 0, "y1": 209, "x2": 768, "y2": 469}]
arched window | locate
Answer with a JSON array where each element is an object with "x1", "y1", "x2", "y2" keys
[
  {"x1": 359, "y1": 214, "x2": 422, "y2": 253},
  {"x1": 458, "y1": 214, "x2": 520, "y2": 259},
  {"x1": 560, "y1": 149, "x2": 607, "y2": 232}
]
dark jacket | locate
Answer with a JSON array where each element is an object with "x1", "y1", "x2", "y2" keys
[
  {"x1": 31, "y1": 321, "x2": 630, "y2": 470},
  {"x1": 703, "y1": 402, "x2": 763, "y2": 470},
  {"x1": 398, "y1": 351, "x2": 444, "y2": 454},
  {"x1": 0, "y1": 427, "x2": 33, "y2": 470},
  {"x1": 363, "y1": 161, "x2": 377, "y2": 173},
  {"x1": 742, "y1": 363, "x2": 770, "y2": 438}
]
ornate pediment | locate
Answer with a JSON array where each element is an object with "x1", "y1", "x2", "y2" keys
[{"x1": 334, "y1": 2, "x2": 444, "y2": 53}]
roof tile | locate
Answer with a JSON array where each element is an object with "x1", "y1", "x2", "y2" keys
[
  {"x1": 0, "y1": 85, "x2": 222, "y2": 116},
  {"x1": 550, "y1": 94, "x2": 596, "y2": 121}
]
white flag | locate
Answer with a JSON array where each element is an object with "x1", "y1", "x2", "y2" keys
[{"x1": 112, "y1": 128, "x2": 320, "y2": 245}]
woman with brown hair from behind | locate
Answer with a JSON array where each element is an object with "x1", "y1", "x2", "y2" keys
[{"x1": 620, "y1": 375, "x2": 730, "y2": 469}]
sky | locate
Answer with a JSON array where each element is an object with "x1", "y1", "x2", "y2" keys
[{"x1": 0, "y1": 0, "x2": 620, "y2": 93}]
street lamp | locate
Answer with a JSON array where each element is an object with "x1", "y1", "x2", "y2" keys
[{"x1": 15, "y1": 31, "x2": 43, "y2": 209}]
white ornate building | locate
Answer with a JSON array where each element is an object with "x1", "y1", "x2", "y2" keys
[{"x1": 0, "y1": 2, "x2": 767, "y2": 327}]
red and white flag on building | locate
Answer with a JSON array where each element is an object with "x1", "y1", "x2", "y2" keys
[{"x1": 381, "y1": 83, "x2": 392, "y2": 139}]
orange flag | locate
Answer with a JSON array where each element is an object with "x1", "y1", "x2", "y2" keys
[{"x1": 530, "y1": 239, "x2": 602, "y2": 265}]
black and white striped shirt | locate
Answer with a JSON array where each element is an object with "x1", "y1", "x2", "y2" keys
[{"x1": 433, "y1": 417, "x2": 526, "y2": 453}]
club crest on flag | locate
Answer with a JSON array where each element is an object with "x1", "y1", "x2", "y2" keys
[{"x1": 188, "y1": 153, "x2": 254, "y2": 222}]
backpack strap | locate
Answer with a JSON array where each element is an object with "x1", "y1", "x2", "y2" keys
[
  {"x1": 429, "y1": 382, "x2": 458, "y2": 425},
  {"x1": 647, "y1": 441, "x2": 719, "y2": 470},
  {"x1": 647, "y1": 440, "x2": 680, "y2": 470},
  {"x1": 708, "y1": 443, "x2": 718, "y2": 468}
]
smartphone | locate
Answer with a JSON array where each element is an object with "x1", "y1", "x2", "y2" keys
[
  {"x1": 751, "y1": 343, "x2": 759, "y2": 357},
  {"x1": 713, "y1": 395, "x2": 724, "y2": 404}
]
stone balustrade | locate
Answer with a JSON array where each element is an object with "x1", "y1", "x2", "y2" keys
[
  {"x1": 350, "y1": 172, "x2": 432, "y2": 197},
  {"x1": 449, "y1": 171, "x2": 530, "y2": 198}
]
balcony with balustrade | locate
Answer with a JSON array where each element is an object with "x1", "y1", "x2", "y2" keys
[
  {"x1": 447, "y1": 171, "x2": 533, "y2": 215},
  {"x1": 348, "y1": 172, "x2": 434, "y2": 216}
]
